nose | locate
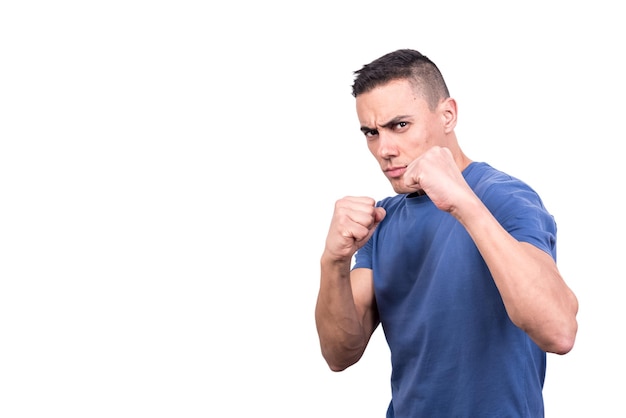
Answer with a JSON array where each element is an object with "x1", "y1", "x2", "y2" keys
[{"x1": 377, "y1": 133, "x2": 398, "y2": 159}]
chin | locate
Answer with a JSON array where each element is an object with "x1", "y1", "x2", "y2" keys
[{"x1": 390, "y1": 183, "x2": 411, "y2": 195}]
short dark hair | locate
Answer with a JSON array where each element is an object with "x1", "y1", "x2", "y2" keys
[{"x1": 351, "y1": 49, "x2": 450, "y2": 110}]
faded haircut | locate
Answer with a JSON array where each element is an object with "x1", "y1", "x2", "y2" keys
[{"x1": 351, "y1": 49, "x2": 450, "y2": 111}]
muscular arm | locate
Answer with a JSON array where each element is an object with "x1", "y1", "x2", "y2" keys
[
  {"x1": 314, "y1": 196, "x2": 385, "y2": 371},
  {"x1": 404, "y1": 146, "x2": 578, "y2": 354},
  {"x1": 315, "y1": 262, "x2": 379, "y2": 371},
  {"x1": 452, "y1": 197, "x2": 579, "y2": 354}
]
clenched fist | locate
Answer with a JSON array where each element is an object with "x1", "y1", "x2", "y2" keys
[
  {"x1": 324, "y1": 196, "x2": 386, "y2": 262},
  {"x1": 403, "y1": 146, "x2": 474, "y2": 213}
]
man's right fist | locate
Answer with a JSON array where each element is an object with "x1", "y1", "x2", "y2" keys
[{"x1": 324, "y1": 196, "x2": 386, "y2": 261}]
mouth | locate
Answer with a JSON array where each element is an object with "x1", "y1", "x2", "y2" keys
[{"x1": 384, "y1": 166, "x2": 407, "y2": 179}]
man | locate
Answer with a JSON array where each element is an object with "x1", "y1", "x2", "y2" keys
[{"x1": 315, "y1": 49, "x2": 578, "y2": 417}]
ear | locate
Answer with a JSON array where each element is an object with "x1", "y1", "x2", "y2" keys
[{"x1": 440, "y1": 98, "x2": 458, "y2": 133}]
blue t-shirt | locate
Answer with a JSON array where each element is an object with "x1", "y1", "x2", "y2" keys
[{"x1": 353, "y1": 162, "x2": 556, "y2": 418}]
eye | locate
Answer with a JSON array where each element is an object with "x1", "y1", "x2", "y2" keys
[
  {"x1": 364, "y1": 129, "x2": 379, "y2": 138},
  {"x1": 394, "y1": 121, "x2": 408, "y2": 130}
]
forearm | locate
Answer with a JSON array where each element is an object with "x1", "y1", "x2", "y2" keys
[
  {"x1": 315, "y1": 254, "x2": 370, "y2": 371},
  {"x1": 454, "y1": 198, "x2": 579, "y2": 354}
]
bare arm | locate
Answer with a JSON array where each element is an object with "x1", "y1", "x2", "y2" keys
[
  {"x1": 315, "y1": 197, "x2": 385, "y2": 371},
  {"x1": 316, "y1": 264, "x2": 379, "y2": 371},
  {"x1": 404, "y1": 146, "x2": 579, "y2": 354},
  {"x1": 452, "y1": 199, "x2": 578, "y2": 354}
]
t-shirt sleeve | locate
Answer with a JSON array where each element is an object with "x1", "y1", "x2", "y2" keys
[{"x1": 483, "y1": 182, "x2": 557, "y2": 260}]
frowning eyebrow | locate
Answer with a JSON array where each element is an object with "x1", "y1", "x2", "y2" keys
[{"x1": 360, "y1": 115, "x2": 412, "y2": 133}]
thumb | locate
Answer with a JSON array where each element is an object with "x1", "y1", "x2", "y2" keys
[{"x1": 373, "y1": 207, "x2": 386, "y2": 225}]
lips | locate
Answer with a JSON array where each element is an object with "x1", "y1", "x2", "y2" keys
[{"x1": 384, "y1": 166, "x2": 407, "y2": 178}]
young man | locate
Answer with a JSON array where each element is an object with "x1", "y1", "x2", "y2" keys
[{"x1": 315, "y1": 49, "x2": 579, "y2": 417}]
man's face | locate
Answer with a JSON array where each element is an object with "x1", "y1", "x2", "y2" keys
[{"x1": 355, "y1": 79, "x2": 446, "y2": 194}]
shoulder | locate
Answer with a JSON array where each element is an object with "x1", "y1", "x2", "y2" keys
[
  {"x1": 465, "y1": 162, "x2": 525, "y2": 189},
  {"x1": 466, "y1": 162, "x2": 554, "y2": 229},
  {"x1": 465, "y1": 162, "x2": 541, "y2": 202}
]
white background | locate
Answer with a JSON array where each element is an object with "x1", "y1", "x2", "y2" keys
[{"x1": 1, "y1": 1, "x2": 623, "y2": 417}]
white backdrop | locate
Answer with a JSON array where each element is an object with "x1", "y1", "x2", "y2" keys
[{"x1": 1, "y1": 1, "x2": 623, "y2": 417}]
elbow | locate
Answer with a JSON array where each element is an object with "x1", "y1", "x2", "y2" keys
[
  {"x1": 544, "y1": 332, "x2": 576, "y2": 355},
  {"x1": 320, "y1": 339, "x2": 365, "y2": 372},
  {"x1": 529, "y1": 316, "x2": 578, "y2": 355},
  {"x1": 323, "y1": 349, "x2": 362, "y2": 372},
  {"x1": 328, "y1": 362, "x2": 350, "y2": 372},
  {"x1": 526, "y1": 326, "x2": 577, "y2": 355},
  {"x1": 518, "y1": 292, "x2": 580, "y2": 355},
  {"x1": 514, "y1": 312, "x2": 578, "y2": 354},
  {"x1": 549, "y1": 296, "x2": 579, "y2": 355},
  {"x1": 547, "y1": 320, "x2": 578, "y2": 355}
]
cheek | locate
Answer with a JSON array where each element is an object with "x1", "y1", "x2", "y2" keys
[
  {"x1": 366, "y1": 140, "x2": 378, "y2": 155},
  {"x1": 407, "y1": 127, "x2": 433, "y2": 148}
]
